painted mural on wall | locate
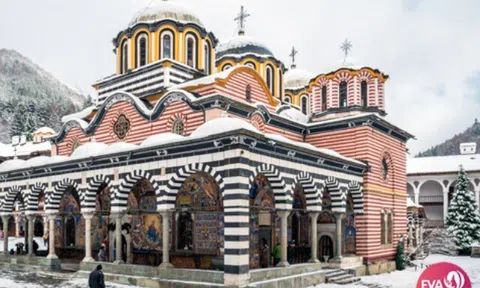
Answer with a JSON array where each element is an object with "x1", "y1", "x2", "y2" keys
[
  {"x1": 127, "y1": 179, "x2": 162, "y2": 251},
  {"x1": 92, "y1": 186, "x2": 111, "y2": 250},
  {"x1": 176, "y1": 172, "x2": 223, "y2": 256},
  {"x1": 56, "y1": 188, "x2": 84, "y2": 248},
  {"x1": 343, "y1": 195, "x2": 356, "y2": 255}
]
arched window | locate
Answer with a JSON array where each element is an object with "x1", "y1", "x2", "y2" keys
[
  {"x1": 121, "y1": 40, "x2": 128, "y2": 74},
  {"x1": 301, "y1": 95, "x2": 308, "y2": 115},
  {"x1": 387, "y1": 212, "x2": 393, "y2": 244},
  {"x1": 361, "y1": 81, "x2": 368, "y2": 107},
  {"x1": 245, "y1": 62, "x2": 256, "y2": 69},
  {"x1": 204, "y1": 42, "x2": 211, "y2": 74},
  {"x1": 160, "y1": 31, "x2": 174, "y2": 59},
  {"x1": 266, "y1": 65, "x2": 274, "y2": 95},
  {"x1": 136, "y1": 33, "x2": 148, "y2": 68},
  {"x1": 284, "y1": 96, "x2": 291, "y2": 103},
  {"x1": 380, "y1": 211, "x2": 386, "y2": 245},
  {"x1": 222, "y1": 64, "x2": 232, "y2": 71},
  {"x1": 382, "y1": 157, "x2": 389, "y2": 180},
  {"x1": 339, "y1": 81, "x2": 347, "y2": 107},
  {"x1": 186, "y1": 34, "x2": 196, "y2": 68},
  {"x1": 321, "y1": 86, "x2": 327, "y2": 111},
  {"x1": 246, "y1": 84, "x2": 251, "y2": 102},
  {"x1": 172, "y1": 119, "x2": 184, "y2": 135}
]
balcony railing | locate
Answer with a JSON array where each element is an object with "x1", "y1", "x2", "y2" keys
[{"x1": 419, "y1": 195, "x2": 443, "y2": 204}]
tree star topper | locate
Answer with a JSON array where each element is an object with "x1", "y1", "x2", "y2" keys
[{"x1": 235, "y1": 6, "x2": 250, "y2": 35}]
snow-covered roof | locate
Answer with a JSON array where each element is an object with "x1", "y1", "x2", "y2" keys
[
  {"x1": 128, "y1": 2, "x2": 203, "y2": 27},
  {"x1": 0, "y1": 141, "x2": 51, "y2": 159},
  {"x1": 141, "y1": 133, "x2": 184, "y2": 148},
  {"x1": 61, "y1": 106, "x2": 95, "y2": 123},
  {"x1": 0, "y1": 159, "x2": 25, "y2": 173},
  {"x1": 33, "y1": 127, "x2": 55, "y2": 135},
  {"x1": 407, "y1": 197, "x2": 423, "y2": 208},
  {"x1": 71, "y1": 142, "x2": 108, "y2": 159},
  {"x1": 284, "y1": 68, "x2": 314, "y2": 90},
  {"x1": 216, "y1": 35, "x2": 274, "y2": 60},
  {"x1": 190, "y1": 116, "x2": 260, "y2": 138},
  {"x1": 407, "y1": 154, "x2": 480, "y2": 175},
  {"x1": 169, "y1": 66, "x2": 237, "y2": 90},
  {"x1": 277, "y1": 106, "x2": 308, "y2": 123}
]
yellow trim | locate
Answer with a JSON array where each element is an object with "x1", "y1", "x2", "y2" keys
[
  {"x1": 130, "y1": 28, "x2": 151, "y2": 69},
  {"x1": 183, "y1": 28, "x2": 202, "y2": 69},
  {"x1": 363, "y1": 184, "x2": 407, "y2": 197},
  {"x1": 156, "y1": 25, "x2": 181, "y2": 62},
  {"x1": 162, "y1": 60, "x2": 172, "y2": 68},
  {"x1": 117, "y1": 36, "x2": 129, "y2": 74}
]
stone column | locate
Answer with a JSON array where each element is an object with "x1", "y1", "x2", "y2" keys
[
  {"x1": 15, "y1": 215, "x2": 20, "y2": 237},
  {"x1": 46, "y1": 215, "x2": 58, "y2": 259},
  {"x1": 43, "y1": 216, "x2": 48, "y2": 235},
  {"x1": 277, "y1": 211, "x2": 290, "y2": 267},
  {"x1": 2, "y1": 216, "x2": 9, "y2": 255},
  {"x1": 309, "y1": 212, "x2": 320, "y2": 263},
  {"x1": 113, "y1": 213, "x2": 124, "y2": 264},
  {"x1": 475, "y1": 188, "x2": 480, "y2": 210},
  {"x1": 26, "y1": 215, "x2": 34, "y2": 256},
  {"x1": 443, "y1": 189, "x2": 449, "y2": 224},
  {"x1": 414, "y1": 190, "x2": 420, "y2": 206},
  {"x1": 159, "y1": 211, "x2": 173, "y2": 268},
  {"x1": 82, "y1": 213, "x2": 94, "y2": 262},
  {"x1": 334, "y1": 213, "x2": 344, "y2": 259},
  {"x1": 125, "y1": 235, "x2": 132, "y2": 264}
]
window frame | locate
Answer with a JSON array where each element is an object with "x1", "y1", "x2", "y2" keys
[
  {"x1": 204, "y1": 41, "x2": 211, "y2": 74},
  {"x1": 222, "y1": 64, "x2": 233, "y2": 71},
  {"x1": 265, "y1": 65, "x2": 274, "y2": 95},
  {"x1": 160, "y1": 30, "x2": 174, "y2": 60},
  {"x1": 361, "y1": 80, "x2": 368, "y2": 107},
  {"x1": 321, "y1": 86, "x2": 327, "y2": 111},
  {"x1": 185, "y1": 34, "x2": 197, "y2": 69},
  {"x1": 339, "y1": 81, "x2": 348, "y2": 108},
  {"x1": 136, "y1": 33, "x2": 149, "y2": 68},
  {"x1": 172, "y1": 118, "x2": 185, "y2": 135},
  {"x1": 121, "y1": 40, "x2": 128, "y2": 74},
  {"x1": 300, "y1": 94, "x2": 309, "y2": 115}
]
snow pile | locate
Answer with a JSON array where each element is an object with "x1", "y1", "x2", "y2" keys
[
  {"x1": 33, "y1": 127, "x2": 55, "y2": 135},
  {"x1": 0, "y1": 159, "x2": 25, "y2": 172},
  {"x1": 128, "y1": 2, "x2": 203, "y2": 27},
  {"x1": 277, "y1": 106, "x2": 308, "y2": 123},
  {"x1": 105, "y1": 142, "x2": 138, "y2": 154},
  {"x1": 141, "y1": 133, "x2": 184, "y2": 148},
  {"x1": 70, "y1": 142, "x2": 108, "y2": 159},
  {"x1": 191, "y1": 117, "x2": 260, "y2": 138},
  {"x1": 284, "y1": 68, "x2": 314, "y2": 90}
]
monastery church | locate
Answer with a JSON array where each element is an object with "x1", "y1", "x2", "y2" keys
[{"x1": 0, "y1": 1, "x2": 415, "y2": 287}]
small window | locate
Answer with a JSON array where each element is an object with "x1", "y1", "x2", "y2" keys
[
  {"x1": 339, "y1": 81, "x2": 347, "y2": 107},
  {"x1": 380, "y1": 211, "x2": 386, "y2": 245},
  {"x1": 301, "y1": 96, "x2": 308, "y2": 115},
  {"x1": 387, "y1": 212, "x2": 393, "y2": 244},
  {"x1": 186, "y1": 36, "x2": 196, "y2": 68},
  {"x1": 204, "y1": 42, "x2": 211, "y2": 74},
  {"x1": 136, "y1": 34, "x2": 148, "y2": 68},
  {"x1": 172, "y1": 119, "x2": 184, "y2": 135},
  {"x1": 284, "y1": 96, "x2": 291, "y2": 103},
  {"x1": 162, "y1": 33, "x2": 172, "y2": 59},
  {"x1": 245, "y1": 62, "x2": 256, "y2": 69},
  {"x1": 222, "y1": 64, "x2": 232, "y2": 71},
  {"x1": 266, "y1": 65, "x2": 274, "y2": 95},
  {"x1": 321, "y1": 86, "x2": 327, "y2": 111},
  {"x1": 382, "y1": 157, "x2": 389, "y2": 180},
  {"x1": 246, "y1": 85, "x2": 251, "y2": 102},
  {"x1": 361, "y1": 81, "x2": 368, "y2": 107},
  {"x1": 114, "y1": 115, "x2": 130, "y2": 139},
  {"x1": 121, "y1": 41, "x2": 128, "y2": 74}
]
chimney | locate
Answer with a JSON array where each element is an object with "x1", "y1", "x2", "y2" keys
[{"x1": 460, "y1": 142, "x2": 477, "y2": 155}]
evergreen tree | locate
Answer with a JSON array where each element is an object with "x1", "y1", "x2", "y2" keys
[
  {"x1": 10, "y1": 108, "x2": 24, "y2": 138},
  {"x1": 446, "y1": 165, "x2": 480, "y2": 252},
  {"x1": 395, "y1": 237, "x2": 407, "y2": 270},
  {"x1": 24, "y1": 114, "x2": 36, "y2": 141}
]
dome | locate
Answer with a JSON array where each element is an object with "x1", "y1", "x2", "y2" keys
[
  {"x1": 191, "y1": 116, "x2": 260, "y2": 138},
  {"x1": 33, "y1": 127, "x2": 55, "y2": 135},
  {"x1": 216, "y1": 35, "x2": 274, "y2": 60},
  {"x1": 71, "y1": 142, "x2": 108, "y2": 159},
  {"x1": 284, "y1": 67, "x2": 314, "y2": 89},
  {"x1": 141, "y1": 133, "x2": 184, "y2": 148},
  {"x1": 129, "y1": 2, "x2": 203, "y2": 27}
]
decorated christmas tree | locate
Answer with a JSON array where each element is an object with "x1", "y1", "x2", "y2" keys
[{"x1": 446, "y1": 165, "x2": 480, "y2": 252}]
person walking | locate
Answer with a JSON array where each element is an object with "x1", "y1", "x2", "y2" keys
[
  {"x1": 259, "y1": 239, "x2": 269, "y2": 268},
  {"x1": 98, "y1": 244, "x2": 106, "y2": 262},
  {"x1": 272, "y1": 242, "x2": 281, "y2": 267},
  {"x1": 89, "y1": 264, "x2": 106, "y2": 288}
]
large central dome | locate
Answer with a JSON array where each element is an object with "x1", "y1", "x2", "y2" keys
[
  {"x1": 129, "y1": 1, "x2": 203, "y2": 27},
  {"x1": 216, "y1": 35, "x2": 274, "y2": 60}
]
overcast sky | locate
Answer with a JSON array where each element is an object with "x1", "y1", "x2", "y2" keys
[{"x1": 0, "y1": 0, "x2": 479, "y2": 154}]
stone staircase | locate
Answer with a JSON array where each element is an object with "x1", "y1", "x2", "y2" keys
[{"x1": 324, "y1": 269, "x2": 361, "y2": 285}]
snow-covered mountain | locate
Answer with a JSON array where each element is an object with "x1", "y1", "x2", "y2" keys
[{"x1": 0, "y1": 49, "x2": 88, "y2": 143}]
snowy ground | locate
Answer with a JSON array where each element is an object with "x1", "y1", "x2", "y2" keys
[
  {"x1": 311, "y1": 254, "x2": 480, "y2": 288},
  {"x1": 0, "y1": 237, "x2": 47, "y2": 252},
  {"x1": 0, "y1": 268, "x2": 136, "y2": 288}
]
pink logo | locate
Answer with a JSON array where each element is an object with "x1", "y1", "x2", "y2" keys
[{"x1": 416, "y1": 262, "x2": 472, "y2": 288}]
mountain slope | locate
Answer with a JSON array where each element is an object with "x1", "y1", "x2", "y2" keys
[
  {"x1": 416, "y1": 119, "x2": 480, "y2": 157},
  {"x1": 0, "y1": 49, "x2": 87, "y2": 142}
]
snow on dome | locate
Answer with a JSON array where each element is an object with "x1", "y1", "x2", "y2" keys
[
  {"x1": 284, "y1": 68, "x2": 314, "y2": 90},
  {"x1": 141, "y1": 133, "x2": 185, "y2": 148},
  {"x1": 0, "y1": 159, "x2": 25, "y2": 172},
  {"x1": 191, "y1": 117, "x2": 260, "y2": 138},
  {"x1": 33, "y1": 127, "x2": 55, "y2": 135},
  {"x1": 278, "y1": 106, "x2": 308, "y2": 123},
  {"x1": 216, "y1": 35, "x2": 274, "y2": 59},
  {"x1": 71, "y1": 142, "x2": 108, "y2": 159},
  {"x1": 129, "y1": 1, "x2": 203, "y2": 27}
]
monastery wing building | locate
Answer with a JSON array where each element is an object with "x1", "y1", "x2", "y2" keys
[{"x1": 0, "y1": 2, "x2": 414, "y2": 287}]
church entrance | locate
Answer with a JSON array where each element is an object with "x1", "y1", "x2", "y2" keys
[
  {"x1": 65, "y1": 216, "x2": 76, "y2": 246},
  {"x1": 34, "y1": 217, "x2": 44, "y2": 237},
  {"x1": 319, "y1": 235, "x2": 334, "y2": 262}
]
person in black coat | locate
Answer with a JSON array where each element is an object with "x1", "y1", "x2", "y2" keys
[{"x1": 89, "y1": 265, "x2": 106, "y2": 288}]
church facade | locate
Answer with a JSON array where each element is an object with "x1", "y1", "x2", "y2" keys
[{"x1": 0, "y1": 2, "x2": 413, "y2": 287}]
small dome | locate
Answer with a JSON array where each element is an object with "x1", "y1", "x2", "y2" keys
[
  {"x1": 71, "y1": 142, "x2": 108, "y2": 159},
  {"x1": 216, "y1": 35, "x2": 274, "y2": 60},
  {"x1": 141, "y1": 133, "x2": 184, "y2": 148},
  {"x1": 33, "y1": 127, "x2": 55, "y2": 135},
  {"x1": 284, "y1": 68, "x2": 314, "y2": 89},
  {"x1": 129, "y1": 2, "x2": 203, "y2": 27},
  {"x1": 191, "y1": 116, "x2": 260, "y2": 138}
]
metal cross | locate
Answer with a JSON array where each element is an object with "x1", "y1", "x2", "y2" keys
[
  {"x1": 234, "y1": 6, "x2": 250, "y2": 35},
  {"x1": 289, "y1": 46, "x2": 298, "y2": 67},
  {"x1": 340, "y1": 38, "x2": 352, "y2": 64}
]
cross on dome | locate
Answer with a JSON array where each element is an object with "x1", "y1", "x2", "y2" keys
[
  {"x1": 234, "y1": 5, "x2": 250, "y2": 36},
  {"x1": 340, "y1": 38, "x2": 352, "y2": 66},
  {"x1": 289, "y1": 46, "x2": 298, "y2": 69}
]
